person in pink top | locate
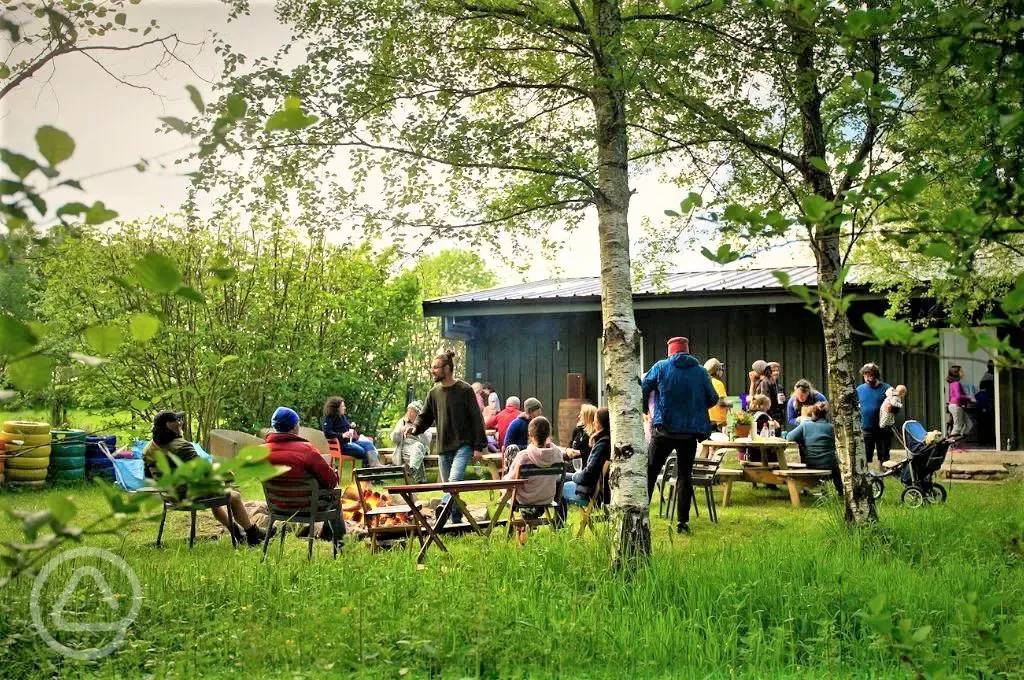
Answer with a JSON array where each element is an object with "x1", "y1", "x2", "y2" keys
[
  {"x1": 504, "y1": 416, "x2": 564, "y2": 509},
  {"x1": 947, "y1": 365, "x2": 974, "y2": 449}
]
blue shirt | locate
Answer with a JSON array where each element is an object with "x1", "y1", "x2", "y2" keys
[
  {"x1": 786, "y1": 391, "x2": 828, "y2": 427},
  {"x1": 856, "y1": 381, "x2": 891, "y2": 429},
  {"x1": 503, "y1": 415, "x2": 529, "y2": 449}
]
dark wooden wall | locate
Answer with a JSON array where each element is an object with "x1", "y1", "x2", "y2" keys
[{"x1": 465, "y1": 301, "x2": 954, "y2": 444}]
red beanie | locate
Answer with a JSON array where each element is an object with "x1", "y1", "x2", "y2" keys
[{"x1": 667, "y1": 336, "x2": 689, "y2": 355}]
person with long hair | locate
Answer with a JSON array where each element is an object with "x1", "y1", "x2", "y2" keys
[
  {"x1": 504, "y1": 416, "x2": 564, "y2": 519},
  {"x1": 754, "y1": 361, "x2": 786, "y2": 427},
  {"x1": 785, "y1": 379, "x2": 828, "y2": 428},
  {"x1": 322, "y1": 396, "x2": 382, "y2": 467},
  {"x1": 561, "y1": 407, "x2": 611, "y2": 507},
  {"x1": 785, "y1": 402, "x2": 842, "y2": 494},
  {"x1": 565, "y1": 403, "x2": 598, "y2": 467},
  {"x1": 405, "y1": 349, "x2": 488, "y2": 524},
  {"x1": 143, "y1": 411, "x2": 266, "y2": 546}
]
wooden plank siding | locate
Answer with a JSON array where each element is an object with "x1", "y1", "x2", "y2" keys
[{"x1": 465, "y1": 302, "x2": 947, "y2": 443}]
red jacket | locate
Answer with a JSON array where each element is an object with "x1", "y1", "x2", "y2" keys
[
  {"x1": 264, "y1": 432, "x2": 339, "y2": 491},
  {"x1": 486, "y1": 405, "x2": 522, "y2": 448}
]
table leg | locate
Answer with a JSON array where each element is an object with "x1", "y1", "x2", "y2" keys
[
  {"x1": 722, "y1": 480, "x2": 734, "y2": 507},
  {"x1": 485, "y1": 488, "x2": 514, "y2": 537},
  {"x1": 785, "y1": 479, "x2": 801, "y2": 506},
  {"x1": 405, "y1": 493, "x2": 447, "y2": 563},
  {"x1": 452, "y1": 493, "x2": 484, "y2": 536},
  {"x1": 399, "y1": 492, "x2": 426, "y2": 548}
]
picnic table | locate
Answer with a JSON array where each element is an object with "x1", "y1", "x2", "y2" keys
[
  {"x1": 386, "y1": 478, "x2": 526, "y2": 563},
  {"x1": 703, "y1": 438, "x2": 833, "y2": 507},
  {"x1": 378, "y1": 450, "x2": 504, "y2": 480}
]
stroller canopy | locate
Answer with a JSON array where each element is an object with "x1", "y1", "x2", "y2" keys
[{"x1": 903, "y1": 420, "x2": 930, "y2": 454}]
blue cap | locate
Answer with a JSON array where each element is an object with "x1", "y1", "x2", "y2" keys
[{"x1": 271, "y1": 407, "x2": 299, "y2": 432}]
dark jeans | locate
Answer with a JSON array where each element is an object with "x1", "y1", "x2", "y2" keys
[
  {"x1": 647, "y1": 431, "x2": 700, "y2": 527},
  {"x1": 864, "y1": 426, "x2": 891, "y2": 463}
]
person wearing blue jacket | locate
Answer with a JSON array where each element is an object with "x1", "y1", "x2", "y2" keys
[
  {"x1": 785, "y1": 379, "x2": 828, "y2": 428},
  {"x1": 642, "y1": 336, "x2": 719, "y2": 534}
]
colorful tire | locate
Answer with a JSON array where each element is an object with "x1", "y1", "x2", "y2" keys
[
  {"x1": 52, "y1": 443, "x2": 86, "y2": 458},
  {"x1": 8, "y1": 480, "x2": 46, "y2": 489},
  {"x1": 1, "y1": 432, "x2": 51, "y2": 446},
  {"x1": 52, "y1": 456, "x2": 85, "y2": 471},
  {"x1": 51, "y1": 428, "x2": 86, "y2": 442},
  {"x1": 7, "y1": 467, "x2": 48, "y2": 482},
  {"x1": 2, "y1": 421, "x2": 51, "y2": 435},
  {"x1": 7, "y1": 456, "x2": 50, "y2": 470},
  {"x1": 51, "y1": 468, "x2": 86, "y2": 482},
  {"x1": 3, "y1": 444, "x2": 51, "y2": 458}
]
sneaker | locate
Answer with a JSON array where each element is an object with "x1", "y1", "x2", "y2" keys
[{"x1": 676, "y1": 523, "x2": 691, "y2": 535}]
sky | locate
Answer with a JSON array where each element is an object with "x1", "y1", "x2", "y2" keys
[{"x1": 2, "y1": 0, "x2": 814, "y2": 285}]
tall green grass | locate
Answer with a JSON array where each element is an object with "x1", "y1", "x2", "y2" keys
[{"x1": 0, "y1": 481, "x2": 1021, "y2": 678}]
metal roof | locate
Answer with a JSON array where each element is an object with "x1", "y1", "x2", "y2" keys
[{"x1": 425, "y1": 265, "x2": 860, "y2": 305}]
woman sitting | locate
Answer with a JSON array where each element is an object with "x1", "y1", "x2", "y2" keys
[
  {"x1": 743, "y1": 394, "x2": 779, "y2": 462},
  {"x1": 562, "y1": 407, "x2": 611, "y2": 507},
  {"x1": 142, "y1": 411, "x2": 266, "y2": 546},
  {"x1": 565, "y1": 403, "x2": 597, "y2": 468},
  {"x1": 785, "y1": 379, "x2": 828, "y2": 428},
  {"x1": 785, "y1": 402, "x2": 843, "y2": 494},
  {"x1": 504, "y1": 416, "x2": 564, "y2": 518},
  {"x1": 322, "y1": 396, "x2": 381, "y2": 467}
]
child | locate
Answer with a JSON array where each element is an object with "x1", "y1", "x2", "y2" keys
[
  {"x1": 797, "y1": 404, "x2": 816, "y2": 424},
  {"x1": 879, "y1": 384, "x2": 907, "y2": 429},
  {"x1": 504, "y1": 416, "x2": 564, "y2": 539}
]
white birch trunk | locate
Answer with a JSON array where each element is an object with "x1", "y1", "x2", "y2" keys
[{"x1": 592, "y1": 0, "x2": 651, "y2": 569}]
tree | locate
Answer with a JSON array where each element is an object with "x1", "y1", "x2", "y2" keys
[{"x1": 194, "y1": 0, "x2": 737, "y2": 568}]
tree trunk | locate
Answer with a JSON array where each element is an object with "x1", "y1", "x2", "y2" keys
[
  {"x1": 790, "y1": 14, "x2": 877, "y2": 524},
  {"x1": 591, "y1": 0, "x2": 650, "y2": 571}
]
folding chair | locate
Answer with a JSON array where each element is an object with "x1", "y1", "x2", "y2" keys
[
  {"x1": 353, "y1": 466, "x2": 423, "y2": 553},
  {"x1": 657, "y1": 455, "x2": 677, "y2": 518},
  {"x1": 261, "y1": 475, "x2": 344, "y2": 561},
  {"x1": 327, "y1": 438, "x2": 358, "y2": 484},
  {"x1": 507, "y1": 462, "x2": 566, "y2": 537},
  {"x1": 691, "y1": 445, "x2": 727, "y2": 523},
  {"x1": 577, "y1": 460, "x2": 610, "y2": 538}
]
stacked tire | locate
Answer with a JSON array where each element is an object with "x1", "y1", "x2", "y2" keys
[
  {"x1": 50, "y1": 429, "x2": 87, "y2": 483},
  {"x1": 1, "y1": 421, "x2": 52, "y2": 489},
  {"x1": 85, "y1": 435, "x2": 117, "y2": 481}
]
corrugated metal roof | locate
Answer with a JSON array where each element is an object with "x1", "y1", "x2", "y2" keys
[{"x1": 426, "y1": 265, "x2": 859, "y2": 304}]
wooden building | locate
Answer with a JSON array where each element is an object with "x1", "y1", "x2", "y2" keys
[{"x1": 423, "y1": 267, "x2": 1021, "y2": 449}]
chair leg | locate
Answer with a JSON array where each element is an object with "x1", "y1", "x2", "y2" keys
[
  {"x1": 227, "y1": 502, "x2": 237, "y2": 549},
  {"x1": 692, "y1": 488, "x2": 699, "y2": 517},
  {"x1": 156, "y1": 503, "x2": 168, "y2": 547},
  {"x1": 307, "y1": 521, "x2": 315, "y2": 561},
  {"x1": 261, "y1": 518, "x2": 275, "y2": 562},
  {"x1": 705, "y1": 487, "x2": 714, "y2": 523},
  {"x1": 189, "y1": 510, "x2": 197, "y2": 549},
  {"x1": 279, "y1": 522, "x2": 288, "y2": 556}
]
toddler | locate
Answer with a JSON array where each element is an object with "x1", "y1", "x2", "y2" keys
[{"x1": 879, "y1": 384, "x2": 907, "y2": 428}]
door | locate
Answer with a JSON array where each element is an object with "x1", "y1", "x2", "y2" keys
[{"x1": 939, "y1": 328, "x2": 999, "y2": 449}]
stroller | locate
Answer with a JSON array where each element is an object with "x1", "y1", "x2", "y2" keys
[{"x1": 868, "y1": 420, "x2": 951, "y2": 507}]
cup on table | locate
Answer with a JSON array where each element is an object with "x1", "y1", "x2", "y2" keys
[{"x1": 777, "y1": 392, "x2": 785, "y2": 405}]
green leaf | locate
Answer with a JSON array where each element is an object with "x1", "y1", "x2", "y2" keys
[
  {"x1": 226, "y1": 94, "x2": 247, "y2": 120},
  {"x1": 85, "y1": 201, "x2": 118, "y2": 225},
  {"x1": 1, "y1": 150, "x2": 38, "y2": 179},
  {"x1": 35, "y1": 125, "x2": 75, "y2": 166},
  {"x1": 131, "y1": 398, "x2": 150, "y2": 412},
  {"x1": 664, "y1": 209, "x2": 681, "y2": 217},
  {"x1": 210, "y1": 266, "x2": 236, "y2": 282},
  {"x1": 135, "y1": 252, "x2": 182, "y2": 293},
  {"x1": 175, "y1": 286, "x2": 206, "y2": 304},
  {"x1": 185, "y1": 84, "x2": 204, "y2": 112},
  {"x1": 84, "y1": 324, "x2": 123, "y2": 355},
  {"x1": 722, "y1": 204, "x2": 747, "y2": 222},
  {"x1": 1002, "y1": 274, "x2": 1024, "y2": 314},
  {"x1": 911, "y1": 625, "x2": 932, "y2": 643},
  {"x1": 922, "y1": 241, "x2": 954, "y2": 262},
  {"x1": 160, "y1": 116, "x2": 191, "y2": 135},
  {"x1": 114, "y1": 12, "x2": 126, "y2": 25},
  {"x1": 0, "y1": 63, "x2": 9, "y2": 79},
  {"x1": 664, "y1": 0, "x2": 684, "y2": 12},
  {"x1": 854, "y1": 70, "x2": 874, "y2": 90},
  {"x1": 218, "y1": 354, "x2": 239, "y2": 366},
  {"x1": 6, "y1": 354, "x2": 54, "y2": 392},
  {"x1": 47, "y1": 496, "x2": 77, "y2": 525},
  {"x1": 680, "y1": 192, "x2": 703, "y2": 212},
  {"x1": 808, "y1": 156, "x2": 830, "y2": 173},
  {"x1": 0, "y1": 316, "x2": 38, "y2": 357},
  {"x1": 801, "y1": 194, "x2": 831, "y2": 222},
  {"x1": 265, "y1": 96, "x2": 319, "y2": 131},
  {"x1": 899, "y1": 175, "x2": 929, "y2": 200},
  {"x1": 56, "y1": 201, "x2": 89, "y2": 218},
  {"x1": 59, "y1": 179, "x2": 83, "y2": 190},
  {"x1": 129, "y1": 313, "x2": 160, "y2": 342}
]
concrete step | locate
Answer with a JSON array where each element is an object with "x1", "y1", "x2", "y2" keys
[{"x1": 939, "y1": 463, "x2": 1009, "y2": 481}]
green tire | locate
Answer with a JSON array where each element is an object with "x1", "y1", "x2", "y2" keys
[
  {"x1": 7, "y1": 456, "x2": 51, "y2": 470},
  {"x1": 7, "y1": 468, "x2": 48, "y2": 482},
  {"x1": 52, "y1": 456, "x2": 85, "y2": 471}
]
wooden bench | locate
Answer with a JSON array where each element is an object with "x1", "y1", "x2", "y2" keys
[{"x1": 773, "y1": 469, "x2": 835, "y2": 506}]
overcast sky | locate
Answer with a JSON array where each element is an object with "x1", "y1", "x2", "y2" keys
[{"x1": 2, "y1": 0, "x2": 812, "y2": 285}]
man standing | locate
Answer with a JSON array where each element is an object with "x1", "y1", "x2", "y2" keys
[
  {"x1": 643, "y1": 336, "x2": 719, "y2": 534},
  {"x1": 856, "y1": 363, "x2": 892, "y2": 468},
  {"x1": 406, "y1": 349, "x2": 488, "y2": 524}
]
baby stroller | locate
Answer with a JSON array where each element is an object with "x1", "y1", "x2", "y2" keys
[{"x1": 868, "y1": 420, "x2": 950, "y2": 508}]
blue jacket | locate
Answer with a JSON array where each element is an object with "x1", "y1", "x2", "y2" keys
[
  {"x1": 785, "y1": 419, "x2": 837, "y2": 469},
  {"x1": 786, "y1": 391, "x2": 828, "y2": 427},
  {"x1": 503, "y1": 414, "x2": 529, "y2": 449},
  {"x1": 856, "y1": 381, "x2": 891, "y2": 429},
  {"x1": 641, "y1": 353, "x2": 719, "y2": 436},
  {"x1": 572, "y1": 431, "x2": 610, "y2": 498}
]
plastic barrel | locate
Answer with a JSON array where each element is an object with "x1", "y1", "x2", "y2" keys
[
  {"x1": 85, "y1": 435, "x2": 117, "y2": 481},
  {"x1": 3, "y1": 420, "x2": 51, "y2": 486},
  {"x1": 50, "y1": 429, "x2": 87, "y2": 483}
]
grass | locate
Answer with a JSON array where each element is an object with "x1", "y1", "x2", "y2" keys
[{"x1": 0, "y1": 477, "x2": 1022, "y2": 678}]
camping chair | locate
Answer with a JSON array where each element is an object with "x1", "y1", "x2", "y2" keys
[
  {"x1": 507, "y1": 462, "x2": 566, "y2": 537},
  {"x1": 327, "y1": 438, "x2": 358, "y2": 484},
  {"x1": 690, "y1": 445, "x2": 727, "y2": 523},
  {"x1": 577, "y1": 460, "x2": 610, "y2": 538},
  {"x1": 665, "y1": 459, "x2": 703, "y2": 523},
  {"x1": 261, "y1": 475, "x2": 344, "y2": 561},
  {"x1": 96, "y1": 441, "x2": 236, "y2": 550},
  {"x1": 657, "y1": 455, "x2": 677, "y2": 518},
  {"x1": 352, "y1": 466, "x2": 423, "y2": 553}
]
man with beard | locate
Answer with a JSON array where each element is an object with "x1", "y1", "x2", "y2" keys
[
  {"x1": 856, "y1": 362, "x2": 892, "y2": 468},
  {"x1": 405, "y1": 349, "x2": 488, "y2": 524}
]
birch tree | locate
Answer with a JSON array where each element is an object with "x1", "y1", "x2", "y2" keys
[{"x1": 196, "y1": 0, "x2": 732, "y2": 567}]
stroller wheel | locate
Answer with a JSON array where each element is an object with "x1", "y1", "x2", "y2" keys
[
  {"x1": 901, "y1": 486, "x2": 925, "y2": 508},
  {"x1": 870, "y1": 477, "x2": 884, "y2": 501},
  {"x1": 927, "y1": 483, "x2": 947, "y2": 504}
]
